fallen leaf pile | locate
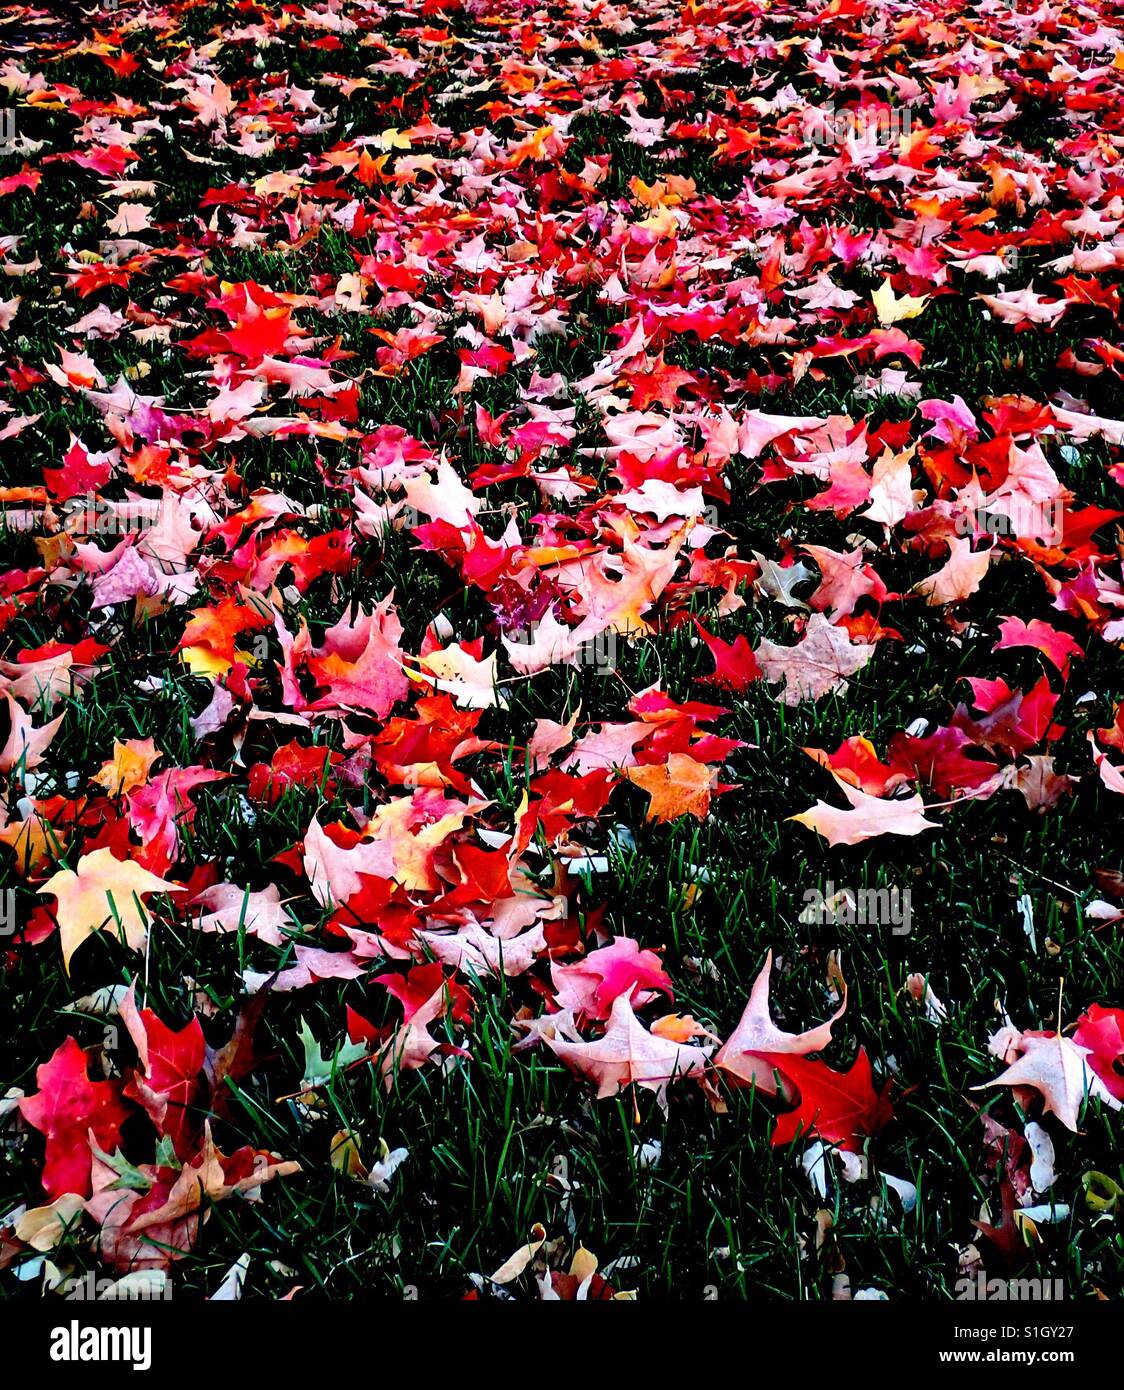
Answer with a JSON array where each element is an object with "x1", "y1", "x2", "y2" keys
[{"x1": 1, "y1": 0, "x2": 1124, "y2": 1299}]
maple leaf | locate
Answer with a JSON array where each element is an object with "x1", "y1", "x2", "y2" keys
[
  {"x1": 801, "y1": 544, "x2": 880, "y2": 621},
  {"x1": 416, "y1": 921, "x2": 546, "y2": 977},
  {"x1": 0, "y1": 638, "x2": 105, "y2": 710},
  {"x1": 119, "y1": 983, "x2": 206, "y2": 1158},
  {"x1": 375, "y1": 963, "x2": 474, "y2": 1027},
  {"x1": 19, "y1": 1037, "x2": 132, "y2": 1199},
  {"x1": 955, "y1": 675, "x2": 1060, "y2": 757},
  {"x1": 1073, "y1": 1005, "x2": 1124, "y2": 1101},
  {"x1": 546, "y1": 993, "x2": 712, "y2": 1115},
  {"x1": 194, "y1": 281, "x2": 296, "y2": 363},
  {"x1": 756, "y1": 613, "x2": 875, "y2": 705},
  {"x1": 802, "y1": 735, "x2": 902, "y2": 796},
  {"x1": 913, "y1": 537, "x2": 992, "y2": 606},
  {"x1": 177, "y1": 594, "x2": 272, "y2": 679},
  {"x1": 43, "y1": 434, "x2": 113, "y2": 501},
  {"x1": 527, "y1": 713, "x2": 578, "y2": 770},
  {"x1": 871, "y1": 278, "x2": 929, "y2": 326},
  {"x1": 861, "y1": 446, "x2": 922, "y2": 529},
  {"x1": 559, "y1": 720, "x2": 647, "y2": 777},
  {"x1": 126, "y1": 766, "x2": 228, "y2": 864},
  {"x1": 0, "y1": 693, "x2": 63, "y2": 775},
  {"x1": 307, "y1": 597, "x2": 410, "y2": 719},
  {"x1": 85, "y1": 1148, "x2": 192, "y2": 1274},
  {"x1": 978, "y1": 1110, "x2": 1032, "y2": 1200},
  {"x1": 993, "y1": 616, "x2": 1083, "y2": 675},
  {"x1": 753, "y1": 551, "x2": 815, "y2": 609},
  {"x1": 715, "y1": 951, "x2": 846, "y2": 1095},
  {"x1": 40, "y1": 847, "x2": 183, "y2": 970},
  {"x1": 979, "y1": 1032, "x2": 1122, "y2": 1132},
  {"x1": 183, "y1": 75, "x2": 236, "y2": 126},
  {"x1": 410, "y1": 643, "x2": 506, "y2": 710},
  {"x1": 977, "y1": 286, "x2": 1067, "y2": 328},
  {"x1": 551, "y1": 936, "x2": 673, "y2": 1022},
  {"x1": 0, "y1": 807, "x2": 65, "y2": 878},
  {"x1": 203, "y1": 992, "x2": 271, "y2": 1124},
  {"x1": 738, "y1": 412, "x2": 825, "y2": 459},
  {"x1": 886, "y1": 725, "x2": 1000, "y2": 799},
  {"x1": 768, "y1": 1050, "x2": 893, "y2": 1151},
  {"x1": 1090, "y1": 734, "x2": 1124, "y2": 797},
  {"x1": 375, "y1": 985, "x2": 452, "y2": 1089},
  {"x1": 692, "y1": 620, "x2": 761, "y2": 691},
  {"x1": 192, "y1": 883, "x2": 291, "y2": 947},
  {"x1": 650, "y1": 1014, "x2": 711, "y2": 1044},
  {"x1": 106, "y1": 202, "x2": 153, "y2": 238},
  {"x1": 89, "y1": 1124, "x2": 300, "y2": 1273},
  {"x1": 576, "y1": 531, "x2": 687, "y2": 640},
  {"x1": 619, "y1": 354, "x2": 701, "y2": 410},
  {"x1": 504, "y1": 610, "x2": 613, "y2": 676},
  {"x1": 13, "y1": 1193, "x2": 86, "y2": 1254},
  {"x1": 971, "y1": 1180, "x2": 1029, "y2": 1267},
  {"x1": 626, "y1": 753, "x2": 720, "y2": 822},
  {"x1": 790, "y1": 772, "x2": 939, "y2": 846},
  {"x1": 91, "y1": 737, "x2": 161, "y2": 795},
  {"x1": 303, "y1": 818, "x2": 392, "y2": 907},
  {"x1": 304, "y1": 796, "x2": 467, "y2": 902},
  {"x1": 1013, "y1": 755, "x2": 1076, "y2": 812}
]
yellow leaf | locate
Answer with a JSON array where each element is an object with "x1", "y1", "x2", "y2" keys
[
  {"x1": 626, "y1": 754, "x2": 716, "y2": 823},
  {"x1": 650, "y1": 1013, "x2": 709, "y2": 1043},
  {"x1": 40, "y1": 847, "x2": 184, "y2": 971},
  {"x1": 0, "y1": 812, "x2": 66, "y2": 876},
  {"x1": 871, "y1": 278, "x2": 929, "y2": 326},
  {"x1": 91, "y1": 738, "x2": 161, "y2": 796},
  {"x1": 15, "y1": 1193, "x2": 85, "y2": 1251},
  {"x1": 329, "y1": 1128, "x2": 367, "y2": 1179},
  {"x1": 490, "y1": 1223, "x2": 547, "y2": 1284},
  {"x1": 179, "y1": 645, "x2": 228, "y2": 679}
]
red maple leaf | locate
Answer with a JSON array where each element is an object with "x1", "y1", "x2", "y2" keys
[
  {"x1": 373, "y1": 962, "x2": 474, "y2": 1026},
  {"x1": 1073, "y1": 1005, "x2": 1124, "y2": 1101},
  {"x1": 692, "y1": 619, "x2": 761, "y2": 691},
  {"x1": 620, "y1": 355, "x2": 702, "y2": 410},
  {"x1": 42, "y1": 437, "x2": 113, "y2": 502},
  {"x1": 120, "y1": 986, "x2": 206, "y2": 1158},
  {"x1": 767, "y1": 1049, "x2": 893, "y2": 1151},
  {"x1": 19, "y1": 1037, "x2": 133, "y2": 1199}
]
